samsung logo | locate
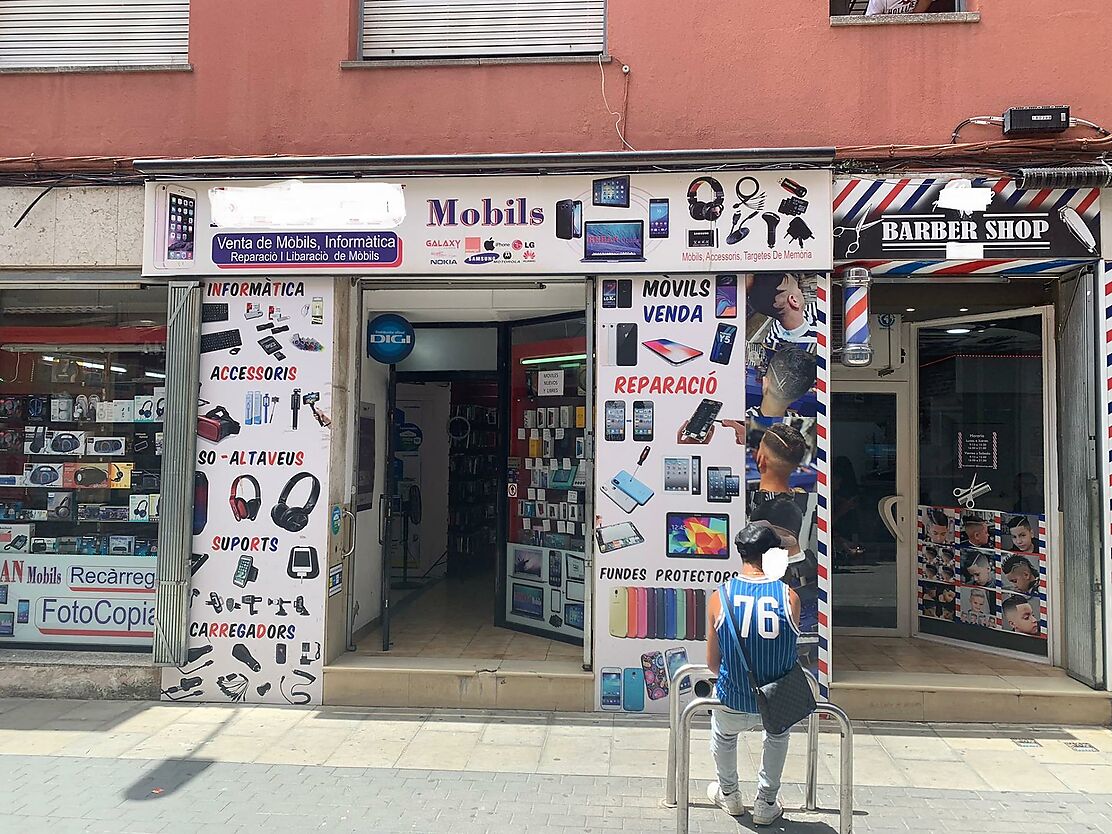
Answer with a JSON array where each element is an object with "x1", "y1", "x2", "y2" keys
[{"x1": 465, "y1": 253, "x2": 500, "y2": 265}]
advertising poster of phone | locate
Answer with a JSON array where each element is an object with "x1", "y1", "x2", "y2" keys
[
  {"x1": 159, "y1": 278, "x2": 333, "y2": 705},
  {"x1": 593, "y1": 274, "x2": 831, "y2": 712}
]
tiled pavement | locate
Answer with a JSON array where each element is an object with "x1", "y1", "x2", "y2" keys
[{"x1": 2, "y1": 697, "x2": 1112, "y2": 832}]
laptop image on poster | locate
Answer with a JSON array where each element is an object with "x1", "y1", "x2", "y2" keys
[{"x1": 582, "y1": 220, "x2": 647, "y2": 263}]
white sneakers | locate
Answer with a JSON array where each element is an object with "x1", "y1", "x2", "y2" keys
[
  {"x1": 706, "y1": 782, "x2": 746, "y2": 816},
  {"x1": 705, "y1": 783, "x2": 783, "y2": 825},
  {"x1": 751, "y1": 797, "x2": 784, "y2": 826}
]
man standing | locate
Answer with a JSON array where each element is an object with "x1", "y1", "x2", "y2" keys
[{"x1": 706, "y1": 522, "x2": 801, "y2": 826}]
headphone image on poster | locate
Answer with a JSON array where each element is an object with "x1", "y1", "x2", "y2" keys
[
  {"x1": 271, "y1": 471, "x2": 320, "y2": 532},
  {"x1": 687, "y1": 176, "x2": 725, "y2": 222},
  {"x1": 229, "y1": 474, "x2": 262, "y2": 522}
]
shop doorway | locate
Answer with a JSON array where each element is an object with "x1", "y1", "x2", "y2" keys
[{"x1": 345, "y1": 283, "x2": 590, "y2": 669}]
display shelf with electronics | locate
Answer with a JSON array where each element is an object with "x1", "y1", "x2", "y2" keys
[
  {"x1": 446, "y1": 401, "x2": 500, "y2": 577},
  {"x1": 505, "y1": 331, "x2": 588, "y2": 644},
  {"x1": 0, "y1": 337, "x2": 167, "y2": 649}
]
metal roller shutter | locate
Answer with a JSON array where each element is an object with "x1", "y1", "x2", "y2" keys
[
  {"x1": 0, "y1": 0, "x2": 189, "y2": 68},
  {"x1": 362, "y1": 0, "x2": 605, "y2": 59}
]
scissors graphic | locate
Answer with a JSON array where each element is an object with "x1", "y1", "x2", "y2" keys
[
  {"x1": 953, "y1": 474, "x2": 992, "y2": 509},
  {"x1": 833, "y1": 214, "x2": 886, "y2": 256}
]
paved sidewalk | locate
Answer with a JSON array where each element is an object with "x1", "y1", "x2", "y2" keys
[{"x1": 0, "y1": 697, "x2": 1111, "y2": 833}]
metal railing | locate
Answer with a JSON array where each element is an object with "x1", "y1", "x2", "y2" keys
[{"x1": 663, "y1": 663, "x2": 854, "y2": 834}]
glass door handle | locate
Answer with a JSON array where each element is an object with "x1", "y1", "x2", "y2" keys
[{"x1": 878, "y1": 495, "x2": 904, "y2": 543}]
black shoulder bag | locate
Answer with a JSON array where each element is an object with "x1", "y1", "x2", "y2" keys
[{"x1": 719, "y1": 584, "x2": 816, "y2": 735}]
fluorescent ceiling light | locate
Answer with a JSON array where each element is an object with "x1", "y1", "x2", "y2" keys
[
  {"x1": 520, "y1": 353, "x2": 587, "y2": 365},
  {"x1": 946, "y1": 328, "x2": 972, "y2": 335},
  {"x1": 78, "y1": 360, "x2": 104, "y2": 370},
  {"x1": 2, "y1": 344, "x2": 165, "y2": 354},
  {"x1": 4, "y1": 305, "x2": 113, "y2": 314},
  {"x1": 111, "y1": 366, "x2": 127, "y2": 374},
  {"x1": 145, "y1": 371, "x2": 167, "y2": 379},
  {"x1": 210, "y1": 180, "x2": 405, "y2": 229}
]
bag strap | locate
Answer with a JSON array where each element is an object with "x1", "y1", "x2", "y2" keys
[{"x1": 717, "y1": 582, "x2": 761, "y2": 693}]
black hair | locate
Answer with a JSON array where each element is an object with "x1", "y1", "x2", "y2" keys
[
  {"x1": 1002, "y1": 554, "x2": 1035, "y2": 575},
  {"x1": 761, "y1": 422, "x2": 807, "y2": 469},
  {"x1": 927, "y1": 509, "x2": 948, "y2": 527},
  {"x1": 961, "y1": 550, "x2": 992, "y2": 582},
  {"x1": 765, "y1": 347, "x2": 817, "y2": 403},
  {"x1": 1001, "y1": 594, "x2": 1031, "y2": 617},
  {"x1": 748, "y1": 273, "x2": 791, "y2": 318},
  {"x1": 1007, "y1": 515, "x2": 1032, "y2": 532}
]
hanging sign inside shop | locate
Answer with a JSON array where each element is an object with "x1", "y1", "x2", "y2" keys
[
  {"x1": 834, "y1": 177, "x2": 1101, "y2": 262},
  {"x1": 366, "y1": 314, "x2": 415, "y2": 364},
  {"x1": 537, "y1": 370, "x2": 565, "y2": 397},
  {"x1": 143, "y1": 172, "x2": 833, "y2": 276}
]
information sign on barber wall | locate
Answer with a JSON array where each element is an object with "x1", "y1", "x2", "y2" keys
[{"x1": 834, "y1": 177, "x2": 1101, "y2": 262}]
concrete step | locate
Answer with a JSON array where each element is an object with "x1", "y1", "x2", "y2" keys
[
  {"x1": 830, "y1": 671, "x2": 1112, "y2": 724},
  {"x1": 324, "y1": 655, "x2": 594, "y2": 711}
]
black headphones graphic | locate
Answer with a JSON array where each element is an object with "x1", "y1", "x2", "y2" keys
[
  {"x1": 133, "y1": 499, "x2": 149, "y2": 520},
  {"x1": 156, "y1": 397, "x2": 166, "y2": 419},
  {"x1": 271, "y1": 472, "x2": 320, "y2": 533},
  {"x1": 50, "y1": 494, "x2": 73, "y2": 520},
  {"x1": 687, "y1": 176, "x2": 725, "y2": 222},
  {"x1": 138, "y1": 400, "x2": 154, "y2": 419},
  {"x1": 230, "y1": 474, "x2": 262, "y2": 522}
]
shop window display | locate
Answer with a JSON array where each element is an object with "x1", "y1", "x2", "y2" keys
[{"x1": 0, "y1": 288, "x2": 167, "y2": 648}]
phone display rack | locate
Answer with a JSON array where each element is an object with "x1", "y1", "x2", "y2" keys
[{"x1": 446, "y1": 401, "x2": 501, "y2": 577}]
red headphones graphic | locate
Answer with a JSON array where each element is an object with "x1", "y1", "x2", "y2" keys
[{"x1": 229, "y1": 474, "x2": 261, "y2": 522}]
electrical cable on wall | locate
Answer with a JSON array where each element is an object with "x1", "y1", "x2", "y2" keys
[{"x1": 599, "y1": 54, "x2": 636, "y2": 152}]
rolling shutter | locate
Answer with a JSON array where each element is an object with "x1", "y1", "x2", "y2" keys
[
  {"x1": 0, "y1": 1, "x2": 189, "y2": 69},
  {"x1": 361, "y1": 0, "x2": 605, "y2": 59}
]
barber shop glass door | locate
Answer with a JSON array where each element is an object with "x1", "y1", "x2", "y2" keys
[{"x1": 830, "y1": 381, "x2": 912, "y2": 633}]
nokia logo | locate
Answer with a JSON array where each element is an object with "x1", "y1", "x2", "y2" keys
[{"x1": 428, "y1": 198, "x2": 544, "y2": 228}]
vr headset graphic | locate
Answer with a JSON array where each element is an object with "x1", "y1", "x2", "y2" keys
[
  {"x1": 271, "y1": 472, "x2": 320, "y2": 533},
  {"x1": 229, "y1": 474, "x2": 261, "y2": 522},
  {"x1": 198, "y1": 405, "x2": 240, "y2": 442}
]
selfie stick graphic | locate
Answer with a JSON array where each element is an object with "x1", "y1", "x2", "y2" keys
[{"x1": 954, "y1": 473, "x2": 991, "y2": 509}]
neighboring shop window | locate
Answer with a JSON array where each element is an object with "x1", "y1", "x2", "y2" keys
[
  {"x1": 505, "y1": 317, "x2": 587, "y2": 643},
  {"x1": 917, "y1": 315, "x2": 1047, "y2": 656},
  {"x1": 830, "y1": 0, "x2": 968, "y2": 16},
  {"x1": 0, "y1": 287, "x2": 168, "y2": 649}
]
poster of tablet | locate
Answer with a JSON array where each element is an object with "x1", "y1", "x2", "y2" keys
[
  {"x1": 159, "y1": 277, "x2": 334, "y2": 705},
  {"x1": 591, "y1": 274, "x2": 832, "y2": 712}
]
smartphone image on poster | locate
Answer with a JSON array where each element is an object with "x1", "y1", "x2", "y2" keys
[
  {"x1": 616, "y1": 323, "x2": 638, "y2": 366},
  {"x1": 622, "y1": 668, "x2": 645, "y2": 712},
  {"x1": 602, "y1": 279, "x2": 618, "y2": 308},
  {"x1": 157, "y1": 185, "x2": 197, "y2": 268},
  {"x1": 649, "y1": 198, "x2": 670, "y2": 238},
  {"x1": 663, "y1": 457, "x2": 690, "y2": 492},
  {"x1": 549, "y1": 552, "x2": 562, "y2": 588},
  {"x1": 16, "y1": 599, "x2": 29, "y2": 624},
  {"x1": 715, "y1": 274, "x2": 738, "y2": 318},
  {"x1": 616, "y1": 279, "x2": 633, "y2": 308},
  {"x1": 641, "y1": 651, "x2": 670, "y2": 700},
  {"x1": 691, "y1": 455, "x2": 702, "y2": 496},
  {"x1": 707, "y1": 466, "x2": 731, "y2": 502},
  {"x1": 682, "y1": 399, "x2": 723, "y2": 443},
  {"x1": 666, "y1": 648, "x2": 692, "y2": 693},
  {"x1": 604, "y1": 400, "x2": 626, "y2": 442},
  {"x1": 724, "y1": 474, "x2": 741, "y2": 498},
  {"x1": 643, "y1": 338, "x2": 703, "y2": 366},
  {"x1": 601, "y1": 668, "x2": 622, "y2": 709},
  {"x1": 709, "y1": 323, "x2": 738, "y2": 366},
  {"x1": 633, "y1": 400, "x2": 654, "y2": 442},
  {"x1": 601, "y1": 480, "x2": 639, "y2": 514}
]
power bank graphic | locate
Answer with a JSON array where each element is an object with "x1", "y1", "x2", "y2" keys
[
  {"x1": 643, "y1": 338, "x2": 703, "y2": 366},
  {"x1": 612, "y1": 470, "x2": 654, "y2": 506}
]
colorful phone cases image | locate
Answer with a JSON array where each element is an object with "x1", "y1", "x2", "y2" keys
[
  {"x1": 637, "y1": 587, "x2": 649, "y2": 638},
  {"x1": 675, "y1": 588, "x2": 687, "y2": 641},
  {"x1": 664, "y1": 588, "x2": 677, "y2": 640},
  {"x1": 627, "y1": 587, "x2": 638, "y2": 637},
  {"x1": 646, "y1": 587, "x2": 658, "y2": 638},
  {"x1": 655, "y1": 588, "x2": 667, "y2": 639},
  {"x1": 622, "y1": 668, "x2": 645, "y2": 712},
  {"x1": 609, "y1": 587, "x2": 628, "y2": 638},
  {"x1": 695, "y1": 590, "x2": 707, "y2": 640},
  {"x1": 641, "y1": 651, "x2": 669, "y2": 701},
  {"x1": 686, "y1": 588, "x2": 698, "y2": 638}
]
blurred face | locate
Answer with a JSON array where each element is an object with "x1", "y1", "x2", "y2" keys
[
  {"x1": 967, "y1": 562, "x2": 992, "y2": 586},
  {"x1": 1010, "y1": 524, "x2": 1034, "y2": 552},
  {"x1": 929, "y1": 523, "x2": 949, "y2": 544},
  {"x1": 1007, "y1": 602, "x2": 1039, "y2": 635},
  {"x1": 1007, "y1": 564, "x2": 1036, "y2": 593},
  {"x1": 965, "y1": 523, "x2": 989, "y2": 547}
]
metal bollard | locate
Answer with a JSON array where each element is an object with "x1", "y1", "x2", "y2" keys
[
  {"x1": 667, "y1": 665, "x2": 854, "y2": 834},
  {"x1": 663, "y1": 663, "x2": 718, "y2": 809}
]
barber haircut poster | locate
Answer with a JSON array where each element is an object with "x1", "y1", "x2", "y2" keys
[
  {"x1": 160, "y1": 278, "x2": 333, "y2": 705},
  {"x1": 592, "y1": 274, "x2": 830, "y2": 712}
]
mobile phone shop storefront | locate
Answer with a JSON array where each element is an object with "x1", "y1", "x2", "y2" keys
[
  {"x1": 0, "y1": 283, "x2": 170, "y2": 650},
  {"x1": 139, "y1": 161, "x2": 837, "y2": 709}
]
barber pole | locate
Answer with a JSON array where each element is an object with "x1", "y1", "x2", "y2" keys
[{"x1": 841, "y1": 267, "x2": 872, "y2": 367}]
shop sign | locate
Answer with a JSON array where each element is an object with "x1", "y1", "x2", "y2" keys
[
  {"x1": 366, "y1": 314, "x2": 415, "y2": 364},
  {"x1": 143, "y1": 171, "x2": 833, "y2": 276},
  {"x1": 537, "y1": 370, "x2": 565, "y2": 396},
  {"x1": 834, "y1": 177, "x2": 1101, "y2": 261}
]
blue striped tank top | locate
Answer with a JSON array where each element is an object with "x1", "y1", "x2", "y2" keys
[{"x1": 714, "y1": 576, "x2": 799, "y2": 713}]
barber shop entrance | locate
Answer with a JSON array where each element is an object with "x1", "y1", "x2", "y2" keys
[{"x1": 825, "y1": 174, "x2": 1108, "y2": 722}]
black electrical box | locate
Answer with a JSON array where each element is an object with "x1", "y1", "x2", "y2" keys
[{"x1": 1003, "y1": 106, "x2": 1070, "y2": 137}]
